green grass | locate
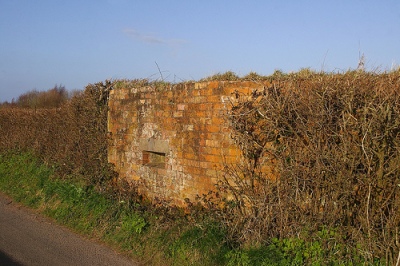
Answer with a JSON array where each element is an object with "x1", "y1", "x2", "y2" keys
[
  {"x1": 0, "y1": 152, "x2": 380, "y2": 265},
  {"x1": 0, "y1": 152, "x2": 230, "y2": 265}
]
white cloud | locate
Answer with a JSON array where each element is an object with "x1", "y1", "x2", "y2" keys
[{"x1": 123, "y1": 28, "x2": 186, "y2": 46}]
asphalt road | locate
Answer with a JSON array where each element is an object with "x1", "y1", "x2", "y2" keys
[{"x1": 0, "y1": 192, "x2": 138, "y2": 266}]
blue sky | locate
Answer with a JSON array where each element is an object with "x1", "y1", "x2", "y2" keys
[{"x1": 1, "y1": 0, "x2": 399, "y2": 102}]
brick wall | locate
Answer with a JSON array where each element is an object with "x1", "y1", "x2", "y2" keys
[{"x1": 107, "y1": 81, "x2": 270, "y2": 206}]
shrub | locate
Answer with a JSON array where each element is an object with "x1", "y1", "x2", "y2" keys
[{"x1": 211, "y1": 70, "x2": 400, "y2": 264}]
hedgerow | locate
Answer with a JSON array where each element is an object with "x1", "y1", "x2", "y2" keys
[{"x1": 207, "y1": 69, "x2": 400, "y2": 264}]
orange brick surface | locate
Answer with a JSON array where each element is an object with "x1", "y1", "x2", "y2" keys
[{"x1": 107, "y1": 81, "x2": 272, "y2": 206}]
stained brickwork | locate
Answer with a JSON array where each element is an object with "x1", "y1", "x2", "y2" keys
[{"x1": 107, "y1": 81, "x2": 270, "y2": 206}]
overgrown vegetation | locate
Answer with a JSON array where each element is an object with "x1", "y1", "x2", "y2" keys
[
  {"x1": 1, "y1": 70, "x2": 400, "y2": 265},
  {"x1": 207, "y1": 69, "x2": 400, "y2": 265},
  {"x1": 200, "y1": 71, "x2": 240, "y2": 81},
  {"x1": 0, "y1": 81, "x2": 115, "y2": 190}
]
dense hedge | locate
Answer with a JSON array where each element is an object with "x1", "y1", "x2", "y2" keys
[
  {"x1": 0, "y1": 80, "x2": 114, "y2": 189},
  {"x1": 211, "y1": 70, "x2": 400, "y2": 264}
]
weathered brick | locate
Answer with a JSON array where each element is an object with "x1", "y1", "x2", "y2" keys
[
  {"x1": 177, "y1": 104, "x2": 186, "y2": 111},
  {"x1": 173, "y1": 111, "x2": 184, "y2": 118},
  {"x1": 199, "y1": 88, "x2": 213, "y2": 96},
  {"x1": 198, "y1": 103, "x2": 211, "y2": 111},
  {"x1": 199, "y1": 161, "x2": 212, "y2": 169},
  {"x1": 211, "y1": 116, "x2": 224, "y2": 125},
  {"x1": 203, "y1": 154, "x2": 222, "y2": 163},
  {"x1": 108, "y1": 81, "x2": 274, "y2": 206},
  {"x1": 183, "y1": 152, "x2": 197, "y2": 160},
  {"x1": 205, "y1": 124, "x2": 220, "y2": 133}
]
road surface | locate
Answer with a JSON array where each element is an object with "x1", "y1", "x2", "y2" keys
[{"x1": 0, "y1": 192, "x2": 138, "y2": 266}]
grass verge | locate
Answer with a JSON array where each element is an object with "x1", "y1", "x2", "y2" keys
[{"x1": 0, "y1": 152, "x2": 230, "y2": 265}]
